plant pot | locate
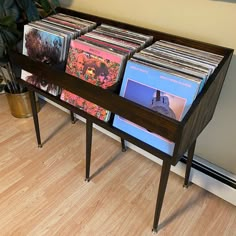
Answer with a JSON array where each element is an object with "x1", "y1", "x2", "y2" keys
[{"x1": 5, "y1": 86, "x2": 40, "y2": 118}]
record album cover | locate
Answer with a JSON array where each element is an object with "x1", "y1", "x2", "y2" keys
[
  {"x1": 22, "y1": 24, "x2": 65, "y2": 96},
  {"x1": 60, "y1": 39, "x2": 126, "y2": 122},
  {"x1": 113, "y1": 60, "x2": 202, "y2": 155}
]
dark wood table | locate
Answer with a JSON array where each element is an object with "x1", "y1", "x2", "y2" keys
[{"x1": 9, "y1": 7, "x2": 233, "y2": 233}]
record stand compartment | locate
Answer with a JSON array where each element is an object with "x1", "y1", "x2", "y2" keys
[{"x1": 9, "y1": 7, "x2": 234, "y2": 234}]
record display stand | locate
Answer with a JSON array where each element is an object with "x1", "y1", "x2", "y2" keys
[{"x1": 10, "y1": 7, "x2": 233, "y2": 233}]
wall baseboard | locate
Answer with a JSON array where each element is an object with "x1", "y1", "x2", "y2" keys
[
  {"x1": 180, "y1": 155, "x2": 236, "y2": 189},
  {"x1": 117, "y1": 140, "x2": 236, "y2": 206},
  {"x1": 40, "y1": 97, "x2": 236, "y2": 206},
  {"x1": 116, "y1": 139, "x2": 236, "y2": 206}
]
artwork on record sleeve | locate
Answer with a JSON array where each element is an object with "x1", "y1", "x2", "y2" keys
[
  {"x1": 125, "y1": 79, "x2": 186, "y2": 120},
  {"x1": 113, "y1": 60, "x2": 201, "y2": 155},
  {"x1": 22, "y1": 25, "x2": 64, "y2": 96},
  {"x1": 60, "y1": 40, "x2": 124, "y2": 122}
]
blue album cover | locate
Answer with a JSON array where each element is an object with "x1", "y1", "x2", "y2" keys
[{"x1": 113, "y1": 60, "x2": 201, "y2": 155}]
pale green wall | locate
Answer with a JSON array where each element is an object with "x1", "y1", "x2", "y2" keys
[{"x1": 61, "y1": 0, "x2": 236, "y2": 174}]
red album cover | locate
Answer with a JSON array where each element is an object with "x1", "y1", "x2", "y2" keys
[{"x1": 60, "y1": 39, "x2": 126, "y2": 122}]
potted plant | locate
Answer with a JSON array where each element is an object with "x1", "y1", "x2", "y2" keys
[{"x1": 0, "y1": 0, "x2": 60, "y2": 117}]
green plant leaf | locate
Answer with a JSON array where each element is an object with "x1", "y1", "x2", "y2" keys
[
  {"x1": 36, "y1": 0, "x2": 52, "y2": 14},
  {"x1": 35, "y1": 0, "x2": 60, "y2": 15},
  {"x1": 0, "y1": 0, "x2": 21, "y2": 21},
  {"x1": 0, "y1": 16, "x2": 20, "y2": 36},
  {"x1": 49, "y1": 0, "x2": 61, "y2": 10},
  {"x1": 0, "y1": 16, "x2": 15, "y2": 27},
  {"x1": 15, "y1": 0, "x2": 40, "y2": 21}
]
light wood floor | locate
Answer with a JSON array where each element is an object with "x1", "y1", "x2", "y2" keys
[{"x1": 0, "y1": 95, "x2": 235, "y2": 236}]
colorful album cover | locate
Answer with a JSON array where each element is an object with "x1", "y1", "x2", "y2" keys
[
  {"x1": 52, "y1": 13, "x2": 97, "y2": 31},
  {"x1": 46, "y1": 16, "x2": 85, "y2": 32},
  {"x1": 22, "y1": 24, "x2": 65, "y2": 96},
  {"x1": 113, "y1": 60, "x2": 202, "y2": 155},
  {"x1": 79, "y1": 35, "x2": 132, "y2": 56},
  {"x1": 60, "y1": 39, "x2": 126, "y2": 122}
]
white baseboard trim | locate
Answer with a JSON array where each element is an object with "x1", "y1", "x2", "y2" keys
[{"x1": 40, "y1": 97, "x2": 236, "y2": 206}]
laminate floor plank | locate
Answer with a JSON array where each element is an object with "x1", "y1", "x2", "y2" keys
[{"x1": 0, "y1": 95, "x2": 235, "y2": 236}]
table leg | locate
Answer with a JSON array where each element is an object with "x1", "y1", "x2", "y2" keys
[
  {"x1": 29, "y1": 91, "x2": 42, "y2": 148},
  {"x1": 121, "y1": 138, "x2": 127, "y2": 152},
  {"x1": 85, "y1": 119, "x2": 93, "y2": 182},
  {"x1": 152, "y1": 160, "x2": 171, "y2": 233},
  {"x1": 183, "y1": 140, "x2": 196, "y2": 188},
  {"x1": 70, "y1": 111, "x2": 77, "y2": 124}
]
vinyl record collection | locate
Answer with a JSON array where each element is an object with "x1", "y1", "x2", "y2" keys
[{"x1": 21, "y1": 13, "x2": 223, "y2": 149}]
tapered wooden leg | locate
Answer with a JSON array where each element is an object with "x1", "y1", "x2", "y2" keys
[
  {"x1": 183, "y1": 140, "x2": 196, "y2": 188},
  {"x1": 29, "y1": 91, "x2": 42, "y2": 148},
  {"x1": 70, "y1": 111, "x2": 77, "y2": 124},
  {"x1": 121, "y1": 138, "x2": 127, "y2": 152},
  {"x1": 152, "y1": 160, "x2": 171, "y2": 233},
  {"x1": 85, "y1": 119, "x2": 93, "y2": 182}
]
